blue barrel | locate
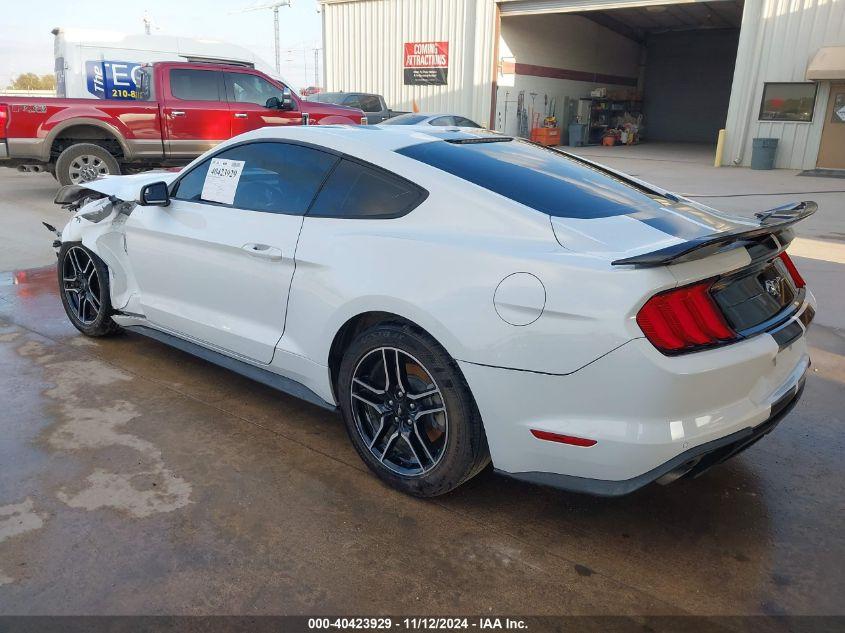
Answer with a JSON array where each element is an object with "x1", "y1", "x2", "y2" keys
[
  {"x1": 568, "y1": 123, "x2": 587, "y2": 147},
  {"x1": 751, "y1": 138, "x2": 778, "y2": 170}
]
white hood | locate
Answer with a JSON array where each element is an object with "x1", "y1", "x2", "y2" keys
[{"x1": 80, "y1": 171, "x2": 180, "y2": 202}]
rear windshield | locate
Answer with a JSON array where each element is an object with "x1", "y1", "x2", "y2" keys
[
  {"x1": 309, "y1": 92, "x2": 342, "y2": 103},
  {"x1": 382, "y1": 114, "x2": 428, "y2": 125},
  {"x1": 395, "y1": 139, "x2": 671, "y2": 219}
]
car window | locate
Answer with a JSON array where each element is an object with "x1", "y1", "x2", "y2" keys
[
  {"x1": 309, "y1": 159, "x2": 425, "y2": 219},
  {"x1": 173, "y1": 142, "x2": 338, "y2": 214},
  {"x1": 381, "y1": 114, "x2": 428, "y2": 125},
  {"x1": 342, "y1": 95, "x2": 362, "y2": 109},
  {"x1": 397, "y1": 138, "x2": 681, "y2": 220},
  {"x1": 225, "y1": 72, "x2": 281, "y2": 107},
  {"x1": 358, "y1": 95, "x2": 383, "y2": 113},
  {"x1": 454, "y1": 117, "x2": 481, "y2": 128},
  {"x1": 428, "y1": 116, "x2": 455, "y2": 126},
  {"x1": 312, "y1": 92, "x2": 341, "y2": 104},
  {"x1": 170, "y1": 69, "x2": 221, "y2": 101}
]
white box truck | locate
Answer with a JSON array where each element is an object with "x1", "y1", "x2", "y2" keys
[{"x1": 52, "y1": 27, "x2": 285, "y2": 100}]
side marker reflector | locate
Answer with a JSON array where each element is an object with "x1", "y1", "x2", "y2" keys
[{"x1": 530, "y1": 429, "x2": 597, "y2": 447}]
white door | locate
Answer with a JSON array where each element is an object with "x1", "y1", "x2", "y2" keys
[{"x1": 123, "y1": 140, "x2": 339, "y2": 364}]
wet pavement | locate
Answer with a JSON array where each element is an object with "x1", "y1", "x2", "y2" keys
[{"x1": 0, "y1": 267, "x2": 843, "y2": 616}]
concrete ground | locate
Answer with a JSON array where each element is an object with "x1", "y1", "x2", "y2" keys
[{"x1": 0, "y1": 152, "x2": 844, "y2": 616}]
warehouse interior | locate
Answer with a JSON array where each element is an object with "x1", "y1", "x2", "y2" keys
[{"x1": 495, "y1": 0, "x2": 744, "y2": 149}]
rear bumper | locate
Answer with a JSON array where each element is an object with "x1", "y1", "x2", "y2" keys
[
  {"x1": 459, "y1": 288, "x2": 814, "y2": 495},
  {"x1": 0, "y1": 140, "x2": 8, "y2": 160},
  {"x1": 498, "y1": 374, "x2": 805, "y2": 496}
]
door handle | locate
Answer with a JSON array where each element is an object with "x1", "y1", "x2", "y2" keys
[
  {"x1": 170, "y1": 110, "x2": 186, "y2": 117},
  {"x1": 234, "y1": 113, "x2": 248, "y2": 118},
  {"x1": 242, "y1": 243, "x2": 283, "y2": 261}
]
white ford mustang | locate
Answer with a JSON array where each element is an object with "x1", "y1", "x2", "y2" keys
[{"x1": 52, "y1": 125, "x2": 816, "y2": 497}]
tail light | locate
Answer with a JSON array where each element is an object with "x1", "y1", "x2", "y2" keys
[
  {"x1": 779, "y1": 252, "x2": 805, "y2": 288},
  {"x1": 0, "y1": 106, "x2": 7, "y2": 139},
  {"x1": 636, "y1": 280, "x2": 736, "y2": 354}
]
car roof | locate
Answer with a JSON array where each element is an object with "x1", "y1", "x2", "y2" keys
[{"x1": 223, "y1": 124, "x2": 503, "y2": 154}]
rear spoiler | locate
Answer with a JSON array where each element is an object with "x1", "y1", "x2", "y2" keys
[{"x1": 612, "y1": 201, "x2": 817, "y2": 267}]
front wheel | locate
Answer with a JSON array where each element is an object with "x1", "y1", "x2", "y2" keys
[
  {"x1": 338, "y1": 323, "x2": 489, "y2": 496},
  {"x1": 57, "y1": 242, "x2": 122, "y2": 337}
]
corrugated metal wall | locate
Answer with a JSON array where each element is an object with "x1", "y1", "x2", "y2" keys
[
  {"x1": 321, "y1": 0, "x2": 497, "y2": 124},
  {"x1": 724, "y1": 0, "x2": 845, "y2": 169}
]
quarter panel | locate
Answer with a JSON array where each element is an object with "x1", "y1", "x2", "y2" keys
[{"x1": 282, "y1": 184, "x2": 676, "y2": 376}]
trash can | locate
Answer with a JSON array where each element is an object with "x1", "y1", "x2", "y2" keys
[
  {"x1": 751, "y1": 138, "x2": 778, "y2": 170},
  {"x1": 568, "y1": 123, "x2": 587, "y2": 147}
]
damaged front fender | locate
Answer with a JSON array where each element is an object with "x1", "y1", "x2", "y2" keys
[{"x1": 55, "y1": 172, "x2": 177, "y2": 314}]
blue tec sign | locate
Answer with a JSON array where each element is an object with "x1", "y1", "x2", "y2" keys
[{"x1": 86, "y1": 61, "x2": 144, "y2": 100}]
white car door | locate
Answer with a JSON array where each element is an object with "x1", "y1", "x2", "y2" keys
[{"x1": 123, "y1": 140, "x2": 339, "y2": 364}]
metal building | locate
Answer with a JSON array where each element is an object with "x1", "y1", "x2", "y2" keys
[{"x1": 320, "y1": 0, "x2": 845, "y2": 171}]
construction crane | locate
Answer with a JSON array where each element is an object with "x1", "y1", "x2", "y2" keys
[{"x1": 232, "y1": 1, "x2": 292, "y2": 73}]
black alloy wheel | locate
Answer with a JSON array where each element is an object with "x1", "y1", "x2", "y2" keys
[
  {"x1": 350, "y1": 346, "x2": 448, "y2": 476},
  {"x1": 338, "y1": 323, "x2": 490, "y2": 496}
]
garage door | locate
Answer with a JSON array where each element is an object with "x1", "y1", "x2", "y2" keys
[{"x1": 498, "y1": 0, "x2": 696, "y2": 15}]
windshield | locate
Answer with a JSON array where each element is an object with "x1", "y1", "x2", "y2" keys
[
  {"x1": 382, "y1": 114, "x2": 429, "y2": 125},
  {"x1": 397, "y1": 139, "x2": 702, "y2": 221}
]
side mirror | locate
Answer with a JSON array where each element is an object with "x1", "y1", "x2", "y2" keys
[
  {"x1": 280, "y1": 87, "x2": 294, "y2": 111},
  {"x1": 139, "y1": 181, "x2": 170, "y2": 207}
]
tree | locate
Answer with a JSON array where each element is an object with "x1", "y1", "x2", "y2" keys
[{"x1": 9, "y1": 73, "x2": 56, "y2": 90}]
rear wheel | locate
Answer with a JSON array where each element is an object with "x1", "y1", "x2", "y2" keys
[
  {"x1": 338, "y1": 323, "x2": 489, "y2": 496},
  {"x1": 58, "y1": 242, "x2": 121, "y2": 337},
  {"x1": 55, "y1": 143, "x2": 120, "y2": 186}
]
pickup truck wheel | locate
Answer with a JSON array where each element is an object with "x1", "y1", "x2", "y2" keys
[{"x1": 55, "y1": 143, "x2": 120, "y2": 186}]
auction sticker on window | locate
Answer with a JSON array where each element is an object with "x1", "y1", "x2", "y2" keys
[{"x1": 201, "y1": 158, "x2": 245, "y2": 205}]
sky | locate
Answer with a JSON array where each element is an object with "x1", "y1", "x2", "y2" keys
[{"x1": 0, "y1": 0, "x2": 324, "y2": 89}]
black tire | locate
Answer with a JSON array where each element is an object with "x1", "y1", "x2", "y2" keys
[
  {"x1": 55, "y1": 143, "x2": 120, "y2": 186},
  {"x1": 57, "y1": 242, "x2": 122, "y2": 337},
  {"x1": 338, "y1": 323, "x2": 490, "y2": 497}
]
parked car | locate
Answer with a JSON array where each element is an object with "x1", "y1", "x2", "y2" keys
[
  {"x1": 0, "y1": 61, "x2": 365, "y2": 185},
  {"x1": 381, "y1": 112, "x2": 481, "y2": 128},
  {"x1": 306, "y1": 92, "x2": 404, "y2": 124},
  {"x1": 53, "y1": 125, "x2": 815, "y2": 498}
]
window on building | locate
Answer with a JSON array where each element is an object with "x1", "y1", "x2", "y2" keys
[
  {"x1": 170, "y1": 69, "x2": 221, "y2": 101},
  {"x1": 759, "y1": 83, "x2": 817, "y2": 122},
  {"x1": 308, "y1": 159, "x2": 425, "y2": 219}
]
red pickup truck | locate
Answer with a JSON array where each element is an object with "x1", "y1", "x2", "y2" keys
[{"x1": 0, "y1": 61, "x2": 365, "y2": 185}]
